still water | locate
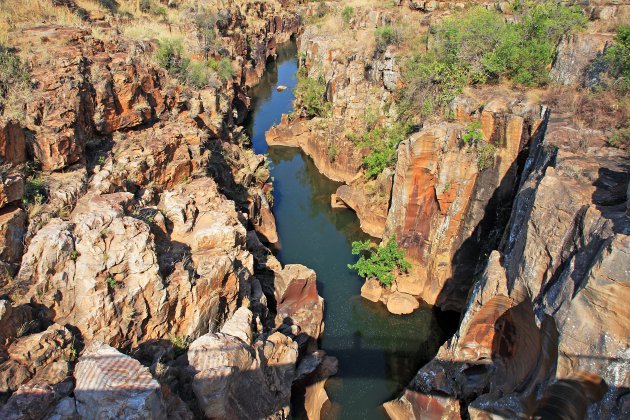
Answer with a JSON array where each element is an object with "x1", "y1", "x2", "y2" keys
[{"x1": 244, "y1": 42, "x2": 454, "y2": 420}]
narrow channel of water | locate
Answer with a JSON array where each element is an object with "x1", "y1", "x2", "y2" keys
[{"x1": 244, "y1": 42, "x2": 455, "y2": 420}]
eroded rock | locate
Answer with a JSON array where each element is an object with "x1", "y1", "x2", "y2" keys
[{"x1": 74, "y1": 342, "x2": 166, "y2": 420}]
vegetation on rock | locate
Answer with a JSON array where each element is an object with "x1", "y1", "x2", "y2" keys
[
  {"x1": 155, "y1": 37, "x2": 232, "y2": 88},
  {"x1": 356, "y1": 122, "x2": 411, "y2": 179},
  {"x1": 603, "y1": 25, "x2": 629, "y2": 95},
  {"x1": 398, "y1": 2, "x2": 587, "y2": 119},
  {"x1": 341, "y1": 6, "x2": 354, "y2": 25},
  {"x1": 0, "y1": 45, "x2": 30, "y2": 120},
  {"x1": 348, "y1": 237, "x2": 411, "y2": 287},
  {"x1": 462, "y1": 121, "x2": 483, "y2": 146},
  {"x1": 293, "y1": 67, "x2": 330, "y2": 118},
  {"x1": 375, "y1": 25, "x2": 402, "y2": 52}
]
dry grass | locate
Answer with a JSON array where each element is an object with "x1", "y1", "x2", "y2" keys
[
  {"x1": 543, "y1": 86, "x2": 629, "y2": 131},
  {"x1": 0, "y1": 0, "x2": 85, "y2": 43}
]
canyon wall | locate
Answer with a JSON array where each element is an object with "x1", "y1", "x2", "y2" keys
[
  {"x1": 385, "y1": 107, "x2": 629, "y2": 419},
  {"x1": 382, "y1": 92, "x2": 544, "y2": 311},
  {"x1": 0, "y1": 1, "x2": 333, "y2": 418}
]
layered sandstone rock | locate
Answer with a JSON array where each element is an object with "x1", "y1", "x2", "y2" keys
[{"x1": 0, "y1": 4, "x2": 326, "y2": 417}]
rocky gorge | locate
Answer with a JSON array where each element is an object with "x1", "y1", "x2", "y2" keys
[
  {"x1": 0, "y1": 0, "x2": 338, "y2": 418},
  {"x1": 0, "y1": 0, "x2": 628, "y2": 419},
  {"x1": 266, "y1": 0, "x2": 629, "y2": 418}
]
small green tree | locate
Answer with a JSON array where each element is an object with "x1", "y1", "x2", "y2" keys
[
  {"x1": 341, "y1": 6, "x2": 354, "y2": 25},
  {"x1": 359, "y1": 122, "x2": 410, "y2": 179},
  {"x1": 208, "y1": 57, "x2": 234, "y2": 81},
  {"x1": 293, "y1": 67, "x2": 330, "y2": 118},
  {"x1": 603, "y1": 25, "x2": 630, "y2": 94},
  {"x1": 375, "y1": 25, "x2": 402, "y2": 51},
  {"x1": 155, "y1": 37, "x2": 189, "y2": 77},
  {"x1": 194, "y1": 7, "x2": 218, "y2": 60},
  {"x1": 348, "y1": 237, "x2": 412, "y2": 286}
]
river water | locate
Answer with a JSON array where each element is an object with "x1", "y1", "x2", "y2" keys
[{"x1": 244, "y1": 42, "x2": 455, "y2": 420}]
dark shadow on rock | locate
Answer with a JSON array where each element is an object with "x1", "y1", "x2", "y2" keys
[{"x1": 592, "y1": 165, "x2": 630, "y2": 235}]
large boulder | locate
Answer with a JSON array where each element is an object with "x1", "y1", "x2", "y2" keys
[
  {"x1": 188, "y1": 329, "x2": 298, "y2": 419},
  {"x1": 274, "y1": 264, "x2": 324, "y2": 346},
  {"x1": 386, "y1": 292, "x2": 419, "y2": 315},
  {"x1": 360, "y1": 278, "x2": 383, "y2": 303},
  {"x1": 74, "y1": 342, "x2": 167, "y2": 420},
  {"x1": 0, "y1": 323, "x2": 75, "y2": 394}
]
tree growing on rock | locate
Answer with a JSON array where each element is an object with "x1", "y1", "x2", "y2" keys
[
  {"x1": 293, "y1": 67, "x2": 330, "y2": 118},
  {"x1": 348, "y1": 237, "x2": 411, "y2": 287}
]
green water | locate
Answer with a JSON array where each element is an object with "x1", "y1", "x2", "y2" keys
[{"x1": 244, "y1": 42, "x2": 455, "y2": 420}]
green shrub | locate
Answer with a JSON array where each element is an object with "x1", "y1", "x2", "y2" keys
[
  {"x1": 155, "y1": 37, "x2": 189, "y2": 76},
  {"x1": 359, "y1": 122, "x2": 410, "y2": 179},
  {"x1": 460, "y1": 122, "x2": 496, "y2": 170},
  {"x1": 208, "y1": 57, "x2": 234, "y2": 81},
  {"x1": 185, "y1": 60, "x2": 211, "y2": 88},
  {"x1": 22, "y1": 174, "x2": 46, "y2": 207},
  {"x1": 462, "y1": 121, "x2": 483, "y2": 145},
  {"x1": 341, "y1": 6, "x2": 354, "y2": 25},
  {"x1": 293, "y1": 67, "x2": 330, "y2": 118},
  {"x1": 607, "y1": 127, "x2": 630, "y2": 148},
  {"x1": 398, "y1": 2, "x2": 586, "y2": 119},
  {"x1": 603, "y1": 25, "x2": 630, "y2": 94},
  {"x1": 348, "y1": 236, "x2": 412, "y2": 287},
  {"x1": 170, "y1": 335, "x2": 190, "y2": 357},
  {"x1": 0, "y1": 45, "x2": 30, "y2": 119},
  {"x1": 375, "y1": 25, "x2": 402, "y2": 51},
  {"x1": 476, "y1": 142, "x2": 497, "y2": 171},
  {"x1": 328, "y1": 142, "x2": 338, "y2": 162},
  {"x1": 106, "y1": 276, "x2": 118, "y2": 289}
]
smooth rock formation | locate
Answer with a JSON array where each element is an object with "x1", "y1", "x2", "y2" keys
[
  {"x1": 274, "y1": 264, "x2": 324, "y2": 347},
  {"x1": 386, "y1": 292, "x2": 419, "y2": 315}
]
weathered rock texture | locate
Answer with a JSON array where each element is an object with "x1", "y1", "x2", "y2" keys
[
  {"x1": 74, "y1": 342, "x2": 167, "y2": 420},
  {"x1": 385, "y1": 109, "x2": 630, "y2": 418},
  {"x1": 383, "y1": 91, "x2": 544, "y2": 311},
  {"x1": 0, "y1": 1, "x2": 330, "y2": 418}
]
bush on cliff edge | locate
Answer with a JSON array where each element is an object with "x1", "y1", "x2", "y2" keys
[
  {"x1": 398, "y1": 1, "x2": 587, "y2": 119},
  {"x1": 293, "y1": 66, "x2": 331, "y2": 118}
]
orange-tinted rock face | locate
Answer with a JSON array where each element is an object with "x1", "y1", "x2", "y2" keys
[
  {"x1": 0, "y1": 120, "x2": 27, "y2": 165},
  {"x1": 274, "y1": 265, "x2": 324, "y2": 347},
  {"x1": 267, "y1": 115, "x2": 364, "y2": 183},
  {"x1": 386, "y1": 106, "x2": 630, "y2": 418},
  {"x1": 384, "y1": 93, "x2": 542, "y2": 310}
]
